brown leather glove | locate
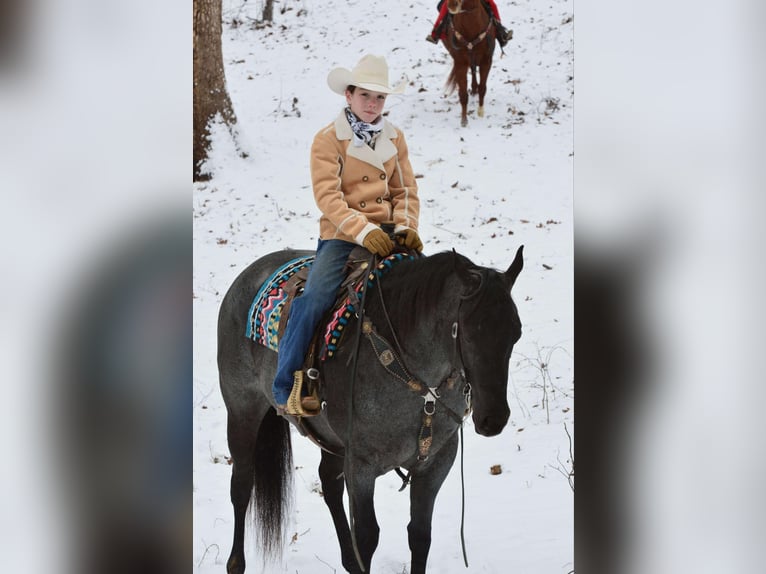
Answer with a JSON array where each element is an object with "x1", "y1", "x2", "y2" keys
[
  {"x1": 363, "y1": 228, "x2": 394, "y2": 257},
  {"x1": 395, "y1": 228, "x2": 423, "y2": 252}
]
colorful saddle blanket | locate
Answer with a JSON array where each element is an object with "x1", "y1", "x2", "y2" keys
[
  {"x1": 245, "y1": 251, "x2": 415, "y2": 360},
  {"x1": 245, "y1": 255, "x2": 314, "y2": 351}
]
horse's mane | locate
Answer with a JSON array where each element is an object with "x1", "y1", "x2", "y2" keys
[
  {"x1": 370, "y1": 251, "x2": 467, "y2": 338},
  {"x1": 369, "y1": 250, "x2": 517, "y2": 342}
]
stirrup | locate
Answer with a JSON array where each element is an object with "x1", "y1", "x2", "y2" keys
[{"x1": 286, "y1": 370, "x2": 321, "y2": 417}]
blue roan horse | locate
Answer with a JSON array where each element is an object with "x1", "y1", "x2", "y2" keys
[{"x1": 218, "y1": 246, "x2": 524, "y2": 574}]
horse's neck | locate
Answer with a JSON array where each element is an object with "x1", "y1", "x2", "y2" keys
[{"x1": 372, "y1": 276, "x2": 461, "y2": 383}]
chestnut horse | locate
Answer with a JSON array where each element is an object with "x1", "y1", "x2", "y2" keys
[{"x1": 443, "y1": 0, "x2": 496, "y2": 126}]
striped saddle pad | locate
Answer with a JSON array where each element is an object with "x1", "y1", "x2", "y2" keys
[{"x1": 245, "y1": 251, "x2": 414, "y2": 360}]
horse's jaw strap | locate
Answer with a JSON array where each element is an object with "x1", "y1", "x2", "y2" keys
[
  {"x1": 451, "y1": 318, "x2": 473, "y2": 417},
  {"x1": 463, "y1": 383, "x2": 473, "y2": 416}
]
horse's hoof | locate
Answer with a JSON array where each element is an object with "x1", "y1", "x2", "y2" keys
[
  {"x1": 226, "y1": 555, "x2": 245, "y2": 574},
  {"x1": 461, "y1": 118, "x2": 468, "y2": 127},
  {"x1": 478, "y1": 106, "x2": 485, "y2": 118}
]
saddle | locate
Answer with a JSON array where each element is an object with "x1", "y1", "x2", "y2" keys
[{"x1": 246, "y1": 247, "x2": 417, "y2": 416}]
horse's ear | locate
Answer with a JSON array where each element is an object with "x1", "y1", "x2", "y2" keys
[
  {"x1": 453, "y1": 249, "x2": 483, "y2": 297},
  {"x1": 504, "y1": 245, "x2": 524, "y2": 289}
]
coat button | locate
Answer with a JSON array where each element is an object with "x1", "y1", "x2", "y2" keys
[
  {"x1": 362, "y1": 176, "x2": 369, "y2": 182},
  {"x1": 379, "y1": 173, "x2": 386, "y2": 180},
  {"x1": 360, "y1": 201, "x2": 366, "y2": 208},
  {"x1": 376, "y1": 197, "x2": 382, "y2": 204}
]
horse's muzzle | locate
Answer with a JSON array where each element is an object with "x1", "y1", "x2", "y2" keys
[{"x1": 473, "y1": 406, "x2": 510, "y2": 437}]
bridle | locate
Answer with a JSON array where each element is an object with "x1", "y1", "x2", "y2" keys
[
  {"x1": 367, "y1": 268, "x2": 474, "y2": 436},
  {"x1": 341, "y1": 252, "x2": 487, "y2": 570}
]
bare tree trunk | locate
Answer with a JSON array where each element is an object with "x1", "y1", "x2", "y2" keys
[
  {"x1": 262, "y1": 0, "x2": 274, "y2": 22},
  {"x1": 193, "y1": 0, "x2": 237, "y2": 181}
]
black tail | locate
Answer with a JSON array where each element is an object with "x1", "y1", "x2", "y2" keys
[{"x1": 251, "y1": 408, "x2": 293, "y2": 559}]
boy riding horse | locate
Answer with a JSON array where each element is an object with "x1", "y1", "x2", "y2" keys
[{"x1": 426, "y1": 0, "x2": 513, "y2": 47}]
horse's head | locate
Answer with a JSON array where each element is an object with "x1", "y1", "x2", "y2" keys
[
  {"x1": 447, "y1": 0, "x2": 480, "y2": 14},
  {"x1": 447, "y1": 0, "x2": 464, "y2": 15},
  {"x1": 454, "y1": 247, "x2": 523, "y2": 436}
]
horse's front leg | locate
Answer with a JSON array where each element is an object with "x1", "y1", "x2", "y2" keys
[
  {"x1": 457, "y1": 70, "x2": 469, "y2": 127},
  {"x1": 470, "y1": 63, "x2": 479, "y2": 96},
  {"x1": 477, "y1": 58, "x2": 492, "y2": 118},
  {"x1": 319, "y1": 451, "x2": 364, "y2": 573},
  {"x1": 345, "y1": 462, "x2": 380, "y2": 572},
  {"x1": 407, "y1": 432, "x2": 459, "y2": 574}
]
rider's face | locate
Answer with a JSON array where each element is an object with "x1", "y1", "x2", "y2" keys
[{"x1": 346, "y1": 88, "x2": 387, "y2": 123}]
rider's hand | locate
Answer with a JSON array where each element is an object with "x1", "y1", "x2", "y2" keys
[
  {"x1": 363, "y1": 228, "x2": 394, "y2": 257},
  {"x1": 395, "y1": 229, "x2": 423, "y2": 252}
]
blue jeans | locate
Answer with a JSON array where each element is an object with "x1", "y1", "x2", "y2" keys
[{"x1": 272, "y1": 239, "x2": 358, "y2": 404}]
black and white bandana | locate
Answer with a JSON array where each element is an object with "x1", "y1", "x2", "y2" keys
[{"x1": 345, "y1": 107, "x2": 383, "y2": 148}]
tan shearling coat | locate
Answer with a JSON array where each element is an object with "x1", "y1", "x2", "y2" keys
[{"x1": 310, "y1": 110, "x2": 420, "y2": 245}]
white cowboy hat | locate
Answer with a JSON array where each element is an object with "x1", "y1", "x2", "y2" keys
[{"x1": 327, "y1": 54, "x2": 406, "y2": 95}]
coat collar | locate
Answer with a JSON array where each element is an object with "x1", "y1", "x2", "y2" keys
[{"x1": 334, "y1": 109, "x2": 397, "y2": 171}]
